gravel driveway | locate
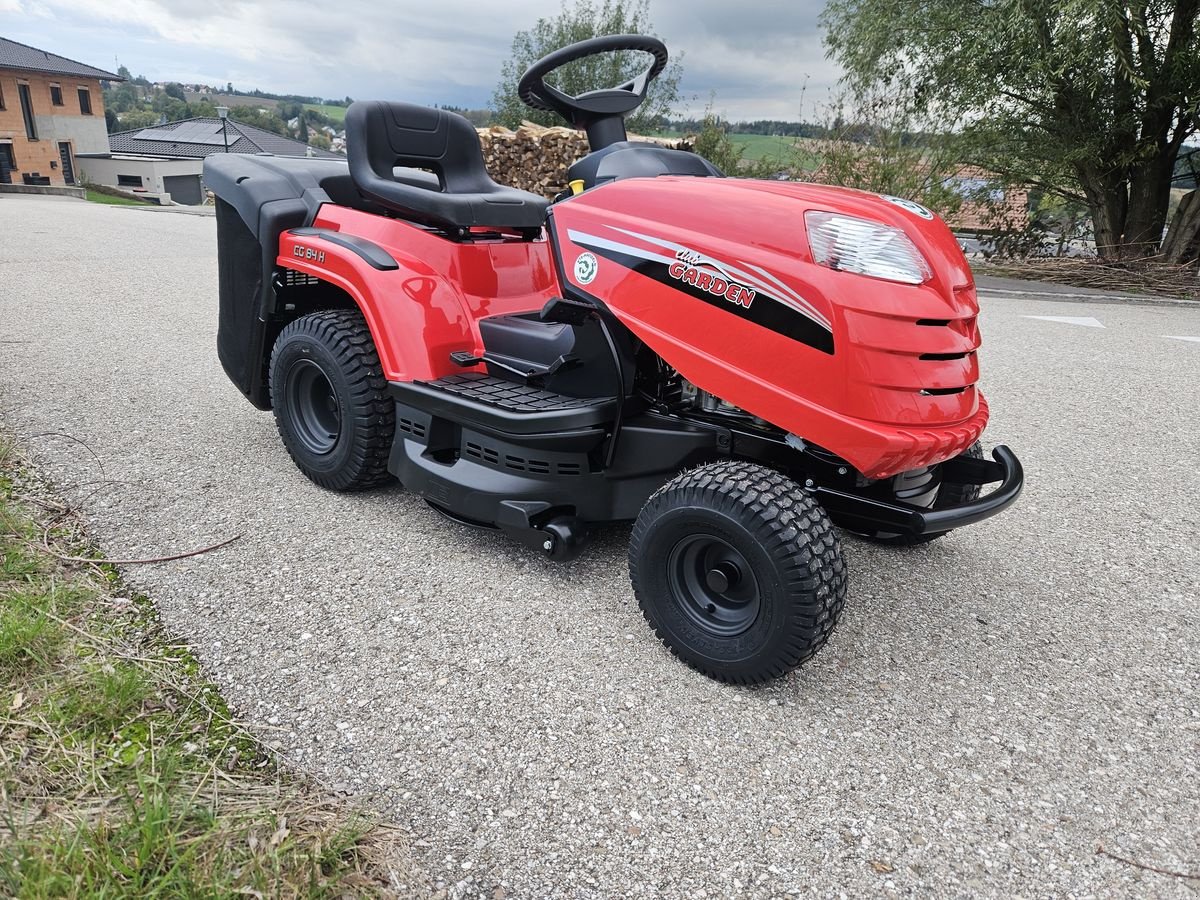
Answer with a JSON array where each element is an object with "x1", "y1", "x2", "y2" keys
[{"x1": 2, "y1": 195, "x2": 1197, "y2": 897}]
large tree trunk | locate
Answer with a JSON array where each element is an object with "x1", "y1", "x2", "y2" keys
[
  {"x1": 1078, "y1": 164, "x2": 1128, "y2": 259},
  {"x1": 1123, "y1": 153, "x2": 1176, "y2": 256},
  {"x1": 1163, "y1": 190, "x2": 1200, "y2": 265}
]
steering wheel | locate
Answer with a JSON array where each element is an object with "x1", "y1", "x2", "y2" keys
[{"x1": 518, "y1": 34, "x2": 668, "y2": 131}]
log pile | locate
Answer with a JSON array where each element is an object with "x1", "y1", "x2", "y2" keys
[{"x1": 478, "y1": 121, "x2": 691, "y2": 199}]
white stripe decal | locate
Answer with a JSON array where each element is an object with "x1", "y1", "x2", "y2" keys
[
  {"x1": 602, "y1": 225, "x2": 832, "y2": 333},
  {"x1": 565, "y1": 229, "x2": 677, "y2": 268},
  {"x1": 739, "y1": 262, "x2": 832, "y2": 331}
]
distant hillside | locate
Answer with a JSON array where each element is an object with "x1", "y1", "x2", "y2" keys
[{"x1": 183, "y1": 91, "x2": 279, "y2": 111}]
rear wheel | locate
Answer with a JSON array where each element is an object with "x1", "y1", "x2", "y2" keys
[
  {"x1": 629, "y1": 461, "x2": 847, "y2": 684},
  {"x1": 269, "y1": 309, "x2": 395, "y2": 491}
]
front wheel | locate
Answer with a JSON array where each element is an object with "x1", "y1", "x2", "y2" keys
[
  {"x1": 269, "y1": 309, "x2": 395, "y2": 491},
  {"x1": 629, "y1": 461, "x2": 847, "y2": 684}
]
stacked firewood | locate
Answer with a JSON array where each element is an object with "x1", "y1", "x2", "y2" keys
[{"x1": 478, "y1": 122, "x2": 691, "y2": 199}]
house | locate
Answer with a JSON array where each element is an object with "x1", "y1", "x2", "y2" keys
[
  {"x1": 0, "y1": 36, "x2": 122, "y2": 187},
  {"x1": 943, "y1": 166, "x2": 1030, "y2": 232},
  {"x1": 77, "y1": 116, "x2": 340, "y2": 205}
]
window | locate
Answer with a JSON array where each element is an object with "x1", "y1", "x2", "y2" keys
[
  {"x1": 117, "y1": 174, "x2": 142, "y2": 187},
  {"x1": 17, "y1": 82, "x2": 36, "y2": 140},
  {"x1": 0, "y1": 81, "x2": 5, "y2": 110},
  {"x1": 50, "y1": 83, "x2": 63, "y2": 105},
  {"x1": 77, "y1": 87, "x2": 92, "y2": 115}
]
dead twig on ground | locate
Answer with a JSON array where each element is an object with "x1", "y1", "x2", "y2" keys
[
  {"x1": 1096, "y1": 844, "x2": 1200, "y2": 880},
  {"x1": 976, "y1": 256, "x2": 1199, "y2": 300},
  {"x1": 38, "y1": 533, "x2": 242, "y2": 566}
]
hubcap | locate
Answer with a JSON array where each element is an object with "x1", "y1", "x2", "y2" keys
[
  {"x1": 667, "y1": 534, "x2": 761, "y2": 637},
  {"x1": 287, "y1": 359, "x2": 340, "y2": 455}
]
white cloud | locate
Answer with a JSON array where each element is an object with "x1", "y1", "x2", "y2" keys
[{"x1": 7, "y1": 0, "x2": 840, "y2": 119}]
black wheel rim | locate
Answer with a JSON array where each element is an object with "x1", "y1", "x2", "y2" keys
[
  {"x1": 666, "y1": 534, "x2": 761, "y2": 637},
  {"x1": 286, "y1": 359, "x2": 340, "y2": 455}
]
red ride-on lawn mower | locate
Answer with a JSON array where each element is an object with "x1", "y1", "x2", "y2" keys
[{"x1": 205, "y1": 35, "x2": 1023, "y2": 683}]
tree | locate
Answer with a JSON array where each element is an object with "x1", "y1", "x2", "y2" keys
[
  {"x1": 164, "y1": 82, "x2": 186, "y2": 101},
  {"x1": 118, "y1": 109, "x2": 159, "y2": 130},
  {"x1": 228, "y1": 106, "x2": 289, "y2": 136},
  {"x1": 690, "y1": 103, "x2": 782, "y2": 178},
  {"x1": 821, "y1": 0, "x2": 1200, "y2": 260},
  {"x1": 809, "y1": 84, "x2": 965, "y2": 218},
  {"x1": 492, "y1": 0, "x2": 682, "y2": 134}
]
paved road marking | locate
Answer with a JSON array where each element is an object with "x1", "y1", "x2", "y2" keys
[
  {"x1": 1022, "y1": 315, "x2": 1106, "y2": 328},
  {"x1": 1164, "y1": 335, "x2": 1200, "y2": 343}
]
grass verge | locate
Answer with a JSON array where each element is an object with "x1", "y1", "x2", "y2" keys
[
  {"x1": 83, "y1": 188, "x2": 151, "y2": 207},
  {"x1": 0, "y1": 437, "x2": 423, "y2": 897}
]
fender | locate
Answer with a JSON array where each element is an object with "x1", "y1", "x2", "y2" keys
[{"x1": 277, "y1": 205, "x2": 560, "y2": 384}]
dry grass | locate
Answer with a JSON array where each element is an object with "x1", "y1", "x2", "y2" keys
[{"x1": 0, "y1": 437, "x2": 427, "y2": 898}]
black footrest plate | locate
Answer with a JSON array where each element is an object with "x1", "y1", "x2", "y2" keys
[
  {"x1": 426, "y1": 374, "x2": 612, "y2": 413},
  {"x1": 390, "y1": 374, "x2": 617, "y2": 436}
]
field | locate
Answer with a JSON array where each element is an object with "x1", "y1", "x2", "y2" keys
[
  {"x1": 728, "y1": 133, "x2": 799, "y2": 163},
  {"x1": 183, "y1": 91, "x2": 278, "y2": 111},
  {"x1": 652, "y1": 131, "x2": 823, "y2": 173},
  {"x1": 305, "y1": 103, "x2": 348, "y2": 123}
]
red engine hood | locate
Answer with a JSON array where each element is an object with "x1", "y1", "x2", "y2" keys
[{"x1": 550, "y1": 176, "x2": 987, "y2": 479}]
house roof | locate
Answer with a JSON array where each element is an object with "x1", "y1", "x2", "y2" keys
[
  {"x1": 108, "y1": 117, "x2": 340, "y2": 160},
  {"x1": 0, "y1": 36, "x2": 123, "y2": 81}
]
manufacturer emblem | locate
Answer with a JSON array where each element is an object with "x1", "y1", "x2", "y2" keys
[
  {"x1": 668, "y1": 249, "x2": 756, "y2": 309},
  {"x1": 882, "y1": 195, "x2": 934, "y2": 220},
  {"x1": 574, "y1": 252, "x2": 598, "y2": 285}
]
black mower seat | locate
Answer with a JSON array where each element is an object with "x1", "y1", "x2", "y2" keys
[
  {"x1": 391, "y1": 374, "x2": 617, "y2": 435},
  {"x1": 346, "y1": 101, "x2": 549, "y2": 232}
]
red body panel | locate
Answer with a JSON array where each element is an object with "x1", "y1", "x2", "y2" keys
[
  {"x1": 280, "y1": 179, "x2": 988, "y2": 481},
  {"x1": 277, "y1": 205, "x2": 559, "y2": 382},
  {"x1": 550, "y1": 178, "x2": 987, "y2": 479}
]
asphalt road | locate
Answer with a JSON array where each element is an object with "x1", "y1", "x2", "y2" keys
[{"x1": 2, "y1": 195, "x2": 1198, "y2": 898}]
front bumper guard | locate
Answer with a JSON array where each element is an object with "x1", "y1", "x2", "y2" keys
[{"x1": 812, "y1": 445, "x2": 1024, "y2": 537}]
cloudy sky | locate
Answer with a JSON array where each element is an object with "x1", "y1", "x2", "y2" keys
[{"x1": 2, "y1": 0, "x2": 841, "y2": 120}]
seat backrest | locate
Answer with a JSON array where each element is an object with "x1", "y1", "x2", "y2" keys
[
  {"x1": 345, "y1": 101, "x2": 549, "y2": 232},
  {"x1": 349, "y1": 101, "x2": 493, "y2": 193}
]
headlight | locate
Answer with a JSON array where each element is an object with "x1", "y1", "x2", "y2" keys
[{"x1": 805, "y1": 210, "x2": 932, "y2": 285}]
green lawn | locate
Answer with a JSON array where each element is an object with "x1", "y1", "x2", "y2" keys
[
  {"x1": 84, "y1": 189, "x2": 147, "y2": 206},
  {"x1": 304, "y1": 103, "x2": 348, "y2": 124}
]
